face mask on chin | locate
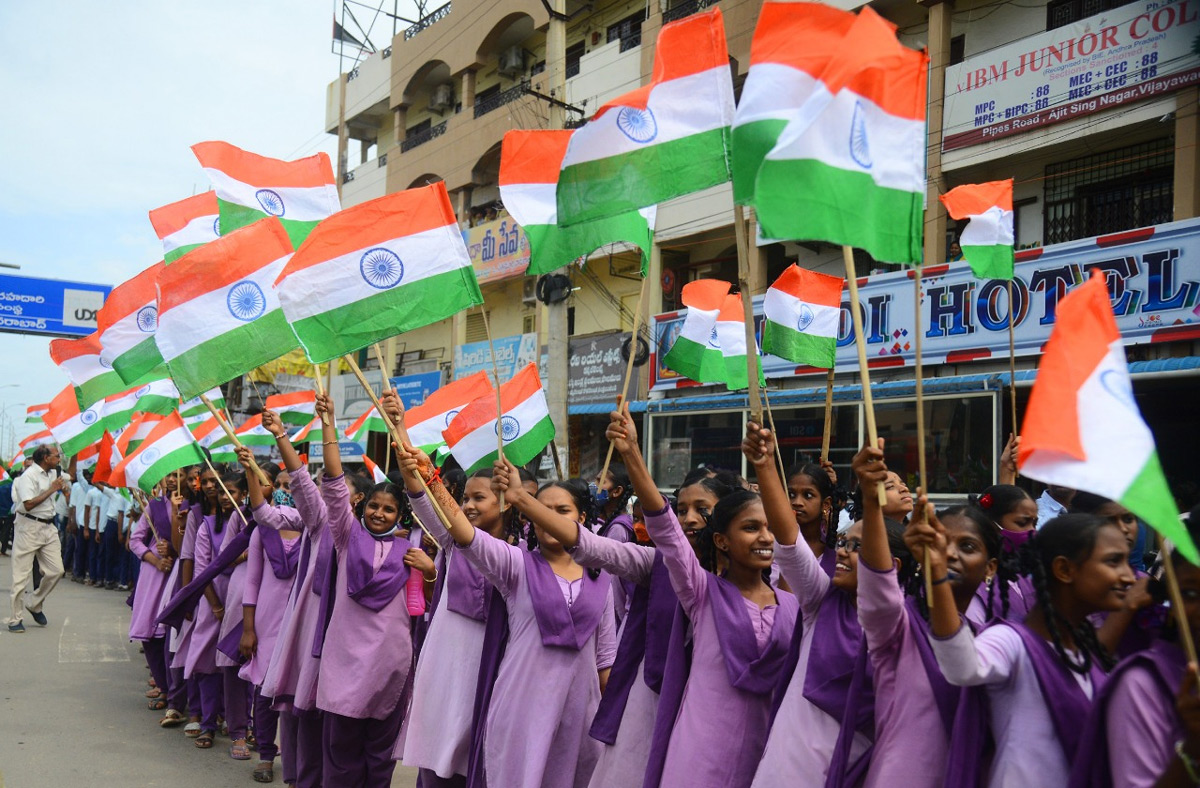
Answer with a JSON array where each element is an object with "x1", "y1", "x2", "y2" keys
[{"x1": 1000, "y1": 526, "x2": 1034, "y2": 554}]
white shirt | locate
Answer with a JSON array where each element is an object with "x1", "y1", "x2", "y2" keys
[
  {"x1": 71, "y1": 479, "x2": 91, "y2": 520},
  {"x1": 85, "y1": 487, "x2": 107, "y2": 529},
  {"x1": 102, "y1": 487, "x2": 129, "y2": 524},
  {"x1": 1036, "y1": 490, "x2": 1067, "y2": 529},
  {"x1": 12, "y1": 464, "x2": 60, "y2": 520}
]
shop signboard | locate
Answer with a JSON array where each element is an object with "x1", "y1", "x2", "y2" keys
[
  {"x1": 389, "y1": 370, "x2": 444, "y2": 409},
  {"x1": 650, "y1": 217, "x2": 1200, "y2": 390},
  {"x1": 0, "y1": 273, "x2": 110, "y2": 337},
  {"x1": 453, "y1": 332, "x2": 538, "y2": 383},
  {"x1": 943, "y1": 0, "x2": 1200, "y2": 151},
  {"x1": 464, "y1": 215, "x2": 530, "y2": 284},
  {"x1": 568, "y1": 331, "x2": 633, "y2": 405}
]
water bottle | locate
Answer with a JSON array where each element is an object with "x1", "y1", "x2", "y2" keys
[{"x1": 406, "y1": 568, "x2": 426, "y2": 616}]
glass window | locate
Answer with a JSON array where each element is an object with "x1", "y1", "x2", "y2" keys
[
  {"x1": 649, "y1": 410, "x2": 745, "y2": 491},
  {"x1": 874, "y1": 394, "x2": 995, "y2": 496},
  {"x1": 756, "y1": 403, "x2": 857, "y2": 477}
]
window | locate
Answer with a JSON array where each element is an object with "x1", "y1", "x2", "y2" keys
[
  {"x1": 874, "y1": 394, "x2": 995, "y2": 495},
  {"x1": 949, "y1": 35, "x2": 965, "y2": 66},
  {"x1": 522, "y1": 314, "x2": 536, "y2": 334},
  {"x1": 465, "y1": 311, "x2": 487, "y2": 343},
  {"x1": 566, "y1": 41, "x2": 585, "y2": 79},
  {"x1": 754, "y1": 403, "x2": 859, "y2": 475},
  {"x1": 650, "y1": 411, "x2": 746, "y2": 490},
  {"x1": 1043, "y1": 138, "x2": 1174, "y2": 245},
  {"x1": 607, "y1": 12, "x2": 643, "y2": 52},
  {"x1": 1046, "y1": 0, "x2": 1136, "y2": 30}
]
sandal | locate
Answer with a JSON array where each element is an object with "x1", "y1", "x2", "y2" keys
[
  {"x1": 253, "y1": 763, "x2": 274, "y2": 783},
  {"x1": 184, "y1": 722, "x2": 202, "y2": 738},
  {"x1": 145, "y1": 687, "x2": 163, "y2": 699},
  {"x1": 159, "y1": 709, "x2": 185, "y2": 728},
  {"x1": 195, "y1": 732, "x2": 215, "y2": 749},
  {"x1": 230, "y1": 739, "x2": 252, "y2": 760},
  {"x1": 147, "y1": 697, "x2": 167, "y2": 711}
]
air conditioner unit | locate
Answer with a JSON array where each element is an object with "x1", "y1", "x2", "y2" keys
[
  {"x1": 499, "y1": 46, "x2": 525, "y2": 77},
  {"x1": 430, "y1": 83, "x2": 453, "y2": 113},
  {"x1": 522, "y1": 277, "x2": 538, "y2": 306}
]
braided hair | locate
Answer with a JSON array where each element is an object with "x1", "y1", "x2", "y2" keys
[
  {"x1": 599, "y1": 462, "x2": 634, "y2": 536},
  {"x1": 527, "y1": 478, "x2": 601, "y2": 579},
  {"x1": 1025, "y1": 513, "x2": 1117, "y2": 673},
  {"x1": 786, "y1": 462, "x2": 837, "y2": 551}
]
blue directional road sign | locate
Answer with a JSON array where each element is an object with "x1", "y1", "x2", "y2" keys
[{"x1": 0, "y1": 273, "x2": 111, "y2": 337}]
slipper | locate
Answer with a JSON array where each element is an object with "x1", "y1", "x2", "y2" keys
[
  {"x1": 145, "y1": 687, "x2": 163, "y2": 699},
  {"x1": 159, "y1": 709, "x2": 186, "y2": 728},
  {"x1": 195, "y1": 732, "x2": 215, "y2": 749},
  {"x1": 184, "y1": 722, "x2": 202, "y2": 738},
  {"x1": 229, "y1": 739, "x2": 252, "y2": 760},
  {"x1": 253, "y1": 763, "x2": 274, "y2": 783},
  {"x1": 147, "y1": 697, "x2": 167, "y2": 711}
]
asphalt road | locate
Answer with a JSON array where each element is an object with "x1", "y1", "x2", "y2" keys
[{"x1": 0, "y1": 552, "x2": 418, "y2": 788}]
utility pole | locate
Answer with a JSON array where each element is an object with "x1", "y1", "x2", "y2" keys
[
  {"x1": 337, "y1": 72, "x2": 349, "y2": 203},
  {"x1": 544, "y1": 0, "x2": 570, "y2": 475}
]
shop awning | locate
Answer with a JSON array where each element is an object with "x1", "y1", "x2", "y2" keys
[
  {"x1": 568, "y1": 400, "x2": 650, "y2": 416},
  {"x1": 642, "y1": 357, "x2": 1200, "y2": 413}
]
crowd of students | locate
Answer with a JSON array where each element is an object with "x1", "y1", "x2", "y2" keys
[{"x1": 98, "y1": 391, "x2": 1194, "y2": 787}]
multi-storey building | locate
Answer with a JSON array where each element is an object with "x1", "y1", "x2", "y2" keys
[{"x1": 325, "y1": 0, "x2": 1200, "y2": 501}]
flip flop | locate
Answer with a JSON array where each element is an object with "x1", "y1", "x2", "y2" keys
[
  {"x1": 229, "y1": 739, "x2": 252, "y2": 760},
  {"x1": 253, "y1": 763, "x2": 274, "y2": 783},
  {"x1": 159, "y1": 709, "x2": 186, "y2": 728},
  {"x1": 184, "y1": 722, "x2": 202, "y2": 738},
  {"x1": 147, "y1": 697, "x2": 167, "y2": 711},
  {"x1": 195, "y1": 732, "x2": 215, "y2": 749}
]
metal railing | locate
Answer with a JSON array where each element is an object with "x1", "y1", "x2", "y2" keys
[
  {"x1": 617, "y1": 32, "x2": 641, "y2": 52},
  {"x1": 400, "y1": 120, "x2": 448, "y2": 152},
  {"x1": 473, "y1": 82, "x2": 528, "y2": 119},
  {"x1": 404, "y1": 3, "x2": 452, "y2": 40},
  {"x1": 663, "y1": 0, "x2": 717, "y2": 24}
]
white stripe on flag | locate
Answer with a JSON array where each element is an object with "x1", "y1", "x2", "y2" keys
[{"x1": 202, "y1": 169, "x2": 340, "y2": 222}]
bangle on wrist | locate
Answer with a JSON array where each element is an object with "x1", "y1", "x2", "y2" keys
[
  {"x1": 322, "y1": 439, "x2": 339, "y2": 445},
  {"x1": 423, "y1": 567, "x2": 438, "y2": 583},
  {"x1": 931, "y1": 575, "x2": 951, "y2": 586}
]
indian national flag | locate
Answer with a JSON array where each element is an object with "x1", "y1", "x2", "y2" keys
[
  {"x1": 19, "y1": 429, "x2": 55, "y2": 457},
  {"x1": 189, "y1": 416, "x2": 225, "y2": 449},
  {"x1": 275, "y1": 182, "x2": 482, "y2": 363},
  {"x1": 362, "y1": 455, "x2": 388, "y2": 484},
  {"x1": 556, "y1": 8, "x2": 734, "y2": 226},
  {"x1": 443, "y1": 363, "x2": 554, "y2": 474},
  {"x1": 149, "y1": 192, "x2": 221, "y2": 263},
  {"x1": 179, "y1": 389, "x2": 226, "y2": 418},
  {"x1": 499, "y1": 130, "x2": 655, "y2": 275},
  {"x1": 752, "y1": 7, "x2": 929, "y2": 265},
  {"x1": 288, "y1": 416, "x2": 321, "y2": 445},
  {"x1": 75, "y1": 441, "x2": 100, "y2": 470},
  {"x1": 939, "y1": 180, "x2": 1015, "y2": 280},
  {"x1": 265, "y1": 391, "x2": 316, "y2": 427},
  {"x1": 132, "y1": 379, "x2": 182, "y2": 417},
  {"x1": 50, "y1": 332, "x2": 129, "y2": 410},
  {"x1": 155, "y1": 217, "x2": 298, "y2": 400},
  {"x1": 348, "y1": 406, "x2": 388, "y2": 443},
  {"x1": 43, "y1": 385, "x2": 105, "y2": 457},
  {"x1": 212, "y1": 413, "x2": 278, "y2": 448},
  {"x1": 91, "y1": 431, "x2": 123, "y2": 486},
  {"x1": 97, "y1": 260, "x2": 168, "y2": 385},
  {"x1": 110, "y1": 412, "x2": 207, "y2": 494},
  {"x1": 761, "y1": 265, "x2": 844, "y2": 368},
  {"x1": 405, "y1": 371, "x2": 494, "y2": 455},
  {"x1": 118, "y1": 412, "x2": 167, "y2": 455},
  {"x1": 662, "y1": 279, "x2": 762, "y2": 390},
  {"x1": 1019, "y1": 273, "x2": 1198, "y2": 563},
  {"x1": 192, "y1": 140, "x2": 340, "y2": 248},
  {"x1": 102, "y1": 387, "x2": 141, "y2": 432},
  {"x1": 25, "y1": 403, "x2": 49, "y2": 424}
]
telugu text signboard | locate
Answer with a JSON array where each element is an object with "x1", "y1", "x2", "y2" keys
[
  {"x1": 0, "y1": 273, "x2": 110, "y2": 338},
  {"x1": 568, "y1": 331, "x2": 633, "y2": 405},
  {"x1": 453, "y1": 332, "x2": 538, "y2": 383},
  {"x1": 942, "y1": 0, "x2": 1200, "y2": 151},
  {"x1": 651, "y1": 218, "x2": 1200, "y2": 390},
  {"x1": 464, "y1": 215, "x2": 530, "y2": 284}
]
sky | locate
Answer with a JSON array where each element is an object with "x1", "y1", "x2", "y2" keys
[{"x1": 0, "y1": 1, "x2": 418, "y2": 455}]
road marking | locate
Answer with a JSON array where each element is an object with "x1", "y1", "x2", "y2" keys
[{"x1": 57, "y1": 615, "x2": 131, "y2": 663}]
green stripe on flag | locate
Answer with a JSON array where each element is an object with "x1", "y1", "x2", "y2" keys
[
  {"x1": 557, "y1": 128, "x2": 731, "y2": 226},
  {"x1": 136, "y1": 443, "x2": 208, "y2": 493},
  {"x1": 962, "y1": 244, "x2": 1014, "y2": 281},
  {"x1": 662, "y1": 336, "x2": 726, "y2": 386},
  {"x1": 76, "y1": 371, "x2": 127, "y2": 410},
  {"x1": 218, "y1": 201, "x2": 321, "y2": 249},
  {"x1": 59, "y1": 423, "x2": 105, "y2": 457},
  {"x1": 1121, "y1": 451, "x2": 1199, "y2": 564},
  {"x1": 289, "y1": 268, "x2": 483, "y2": 364},
  {"x1": 755, "y1": 158, "x2": 923, "y2": 265},
  {"x1": 462, "y1": 416, "x2": 555, "y2": 474},
  {"x1": 165, "y1": 309, "x2": 295, "y2": 400},
  {"x1": 113, "y1": 337, "x2": 165, "y2": 384},
  {"x1": 762, "y1": 320, "x2": 836, "y2": 368},
  {"x1": 731, "y1": 118, "x2": 786, "y2": 206},
  {"x1": 165, "y1": 243, "x2": 204, "y2": 264},
  {"x1": 523, "y1": 214, "x2": 652, "y2": 277}
]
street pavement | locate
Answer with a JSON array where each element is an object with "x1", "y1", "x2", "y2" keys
[{"x1": 0, "y1": 552, "x2": 418, "y2": 787}]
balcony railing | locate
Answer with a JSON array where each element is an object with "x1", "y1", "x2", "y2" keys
[
  {"x1": 474, "y1": 82, "x2": 528, "y2": 119},
  {"x1": 404, "y1": 2, "x2": 451, "y2": 40},
  {"x1": 617, "y1": 32, "x2": 641, "y2": 52},
  {"x1": 401, "y1": 120, "x2": 448, "y2": 152},
  {"x1": 663, "y1": 0, "x2": 718, "y2": 24}
]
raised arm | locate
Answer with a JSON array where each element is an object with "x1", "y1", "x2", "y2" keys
[
  {"x1": 396, "y1": 442, "x2": 474, "y2": 548},
  {"x1": 315, "y1": 393, "x2": 342, "y2": 478},
  {"x1": 262, "y1": 409, "x2": 306, "y2": 474},
  {"x1": 852, "y1": 441, "x2": 910, "y2": 650},
  {"x1": 240, "y1": 528, "x2": 266, "y2": 660},
  {"x1": 492, "y1": 458, "x2": 581, "y2": 547},
  {"x1": 906, "y1": 498, "x2": 963, "y2": 639},
  {"x1": 606, "y1": 405, "x2": 666, "y2": 514},
  {"x1": 318, "y1": 472, "x2": 358, "y2": 553},
  {"x1": 287, "y1": 469, "x2": 327, "y2": 538}
]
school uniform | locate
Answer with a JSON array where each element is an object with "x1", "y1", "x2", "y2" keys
[
  {"x1": 84, "y1": 486, "x2": 106, "y2": 582},
  {"x1": 187, "y1": 511, "x2": 237, "y2": 733},
  {"x1": 596, "y1": 513, "x2": 636, "y2": 624},
  {"x1": 69, "y1": 478, "x2": 91, "y2": 580},
  {"x1": 99, "y1": 487, "x2": 129, "y2": 587},
  {"x1": 216, "y1": 513, "x2": 253, "y2": 745},
  {"x1": 129, "y1": 497, "x2": 177, "y2": 707},
  {"x1": 170, "y1": 507, "x2": 204, "y2": 722}
]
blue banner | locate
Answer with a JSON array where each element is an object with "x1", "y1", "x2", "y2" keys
[
  {"x1": 389, "y1": 370, "x2": 444, "y2": 409},
  {"x1": 0, "y1": 273, "x2": 110, "y2": 337}
]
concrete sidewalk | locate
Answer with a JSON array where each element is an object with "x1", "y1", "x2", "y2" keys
[{"x1": 0, "y1": 553, "x2": 418, "y2": 787}]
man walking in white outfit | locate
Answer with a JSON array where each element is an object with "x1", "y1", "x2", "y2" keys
[{"x1": 8, "y1": 445, "x2": 68, "y2": 633}]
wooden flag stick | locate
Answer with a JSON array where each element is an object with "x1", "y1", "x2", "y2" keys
[
  {"x1": 199, "y1": 451, "x2": 248, "y2": 527},
  {"x1": 199, "y1": 393, "x2": 270, "y2": 488},
  {"x1": 343, "y1": 354, "x2": 441, "y2": 544},
  {"x1": 841, "y1": 246, "x2": 887, "y2": 507},
  {"x1": 1160, "y1": 532, "x2": 1199, "y2": 664},
  {"x1": 913, "y1": 266, "x2": 934, "y2": 608},
  {"x1": 761, "y1": 385, "x2": 789, "y2": 488},
  {"x1": 313, "y1": 364, "x2": 333, "y2": 427},
  {"x1": 732, "y1": 204, "x2": 763, "y2": 425},
  {"x1": 821, "y1": 367, "x2": 835, "y2": 464},
  {"x1": 549, "y1": 438, "x2": 565, "y2": 481},
  {"x1": 478, "y1": 307, "x2": 507, "y2": 512},
  {"x1": 373, "y1": 344, "x2": 395, "y2": 475},
  {"x1": 1007, "y1": 279, "x2": 1019, "y2": 437},
  {"x1": 599, "y1": 274, "x2": 649, "y2": 487}
]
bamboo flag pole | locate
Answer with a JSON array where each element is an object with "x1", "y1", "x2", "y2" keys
[
  {"x1": 841, "y1": 246, "x2": 887, "y2": 507},
  {"x1": 913, "y1": 266, "x2": 934, "y2": 607},
  {"x1": 1007, "y1": 279, "x2": 1019, "y2": 437},
  {"x1": 478, "y1": 306, "x2": 507, "y2": 512},
  {"x1": 821, "y1": 367, "x2": 836, "y2": 464},
  {"x1": 599, "y1": 272, "x2": 650, "y2": 487},
  {"x1": 342, "y1": 354, "x2": 444, "y2": 544},
  {"x1": 313, "y1": 364, "x2": 333, "y2": 427},
  {"x1": 372, "y1": 343, "x2": 396, "y2": 475},
  {"x1": 199, "y1": 393, "x2": 270, "y2": 488},
  {"x1": 761, "y1": 385, "x2": 789, "y2": 488},
  {"x1": 1159, "y1": 532, "x2": 1199, "y2": 664},
  {"x1": 199, "y1": 451, "x2": 248, "y2": 527},
  {"x1": 732, "y1": 205, "x2": 764, "y2": 425}
]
